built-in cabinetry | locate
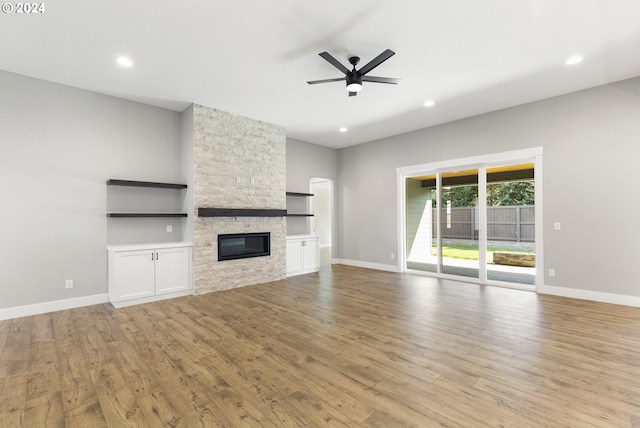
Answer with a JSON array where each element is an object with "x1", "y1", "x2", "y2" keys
[
  {"x1": 286, "y1": 191, "x2": 319, "y2": 276},
  {"x1": 286, "y1": 235, "x2": 319, "y2": 277},
  {"x1": 107, "y1": 242, "x2": 192, "y2": 307}
]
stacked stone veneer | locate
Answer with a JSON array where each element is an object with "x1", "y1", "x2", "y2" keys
[{"x1": 192, "y1": 104, "x2": 286, "y2": 294}]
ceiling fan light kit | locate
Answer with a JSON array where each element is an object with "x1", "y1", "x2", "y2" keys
[{"x1": 307, "y1": 49, "x2": 399, "y2": 97}]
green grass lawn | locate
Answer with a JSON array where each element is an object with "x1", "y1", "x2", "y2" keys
[{"x1": 434, "y1": 243, "x2": 534, "y2": 262}]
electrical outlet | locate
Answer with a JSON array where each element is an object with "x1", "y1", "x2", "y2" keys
[
  {"x1": 548, "y1": 269, "x2": 556, "y2": 278},
  {"x1": 65, "y1": 279, "x2": 74, "y2": 289},
  {"x1": 390, "y1": 253, "x2": 395, "y2": 260},
  {"x1": 554, "y1": 222, "x2": 561, "y2": 231},
  {"x1": 166, "y1": 225, "x2": 172, "y2": 233}
]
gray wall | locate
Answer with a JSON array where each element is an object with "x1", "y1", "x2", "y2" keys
[
  {"x1": 0, "y1": 71, "x2": 183, "y2": 309},
  {"x1": 286, "y1": 138, "x2": 338, "y2": 236},
  {"x1": 337, "y1": 76, "x2": 640, "y2": 298},
  {"x1": 286, "y1": 138, "x2": 338, "y2": 190}
]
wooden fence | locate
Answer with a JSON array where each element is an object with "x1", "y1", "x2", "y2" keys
[{"x1": 433, "y1": 205, "x2": 534, "y2": 242}]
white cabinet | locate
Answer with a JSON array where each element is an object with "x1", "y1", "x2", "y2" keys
[
  {"x1": 111, "y1": 249, "x2": 156, "y2": 301},
  {"x1": 154, "y1": 246, "x2": 192, "y2": 295},
  {"x1": 108, "y1": 242, "x2": 192, "y2": 307},
  {"x1": 286, "y1": 235, "x2": 319, "y2": 277}
]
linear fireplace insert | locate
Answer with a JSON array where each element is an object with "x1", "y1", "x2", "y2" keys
[{"x1": 218, "y1": 232, "x2": 270, "y2": 261}]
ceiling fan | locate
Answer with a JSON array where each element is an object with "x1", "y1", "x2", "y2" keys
[{"x1": 307, "y1": 49, "x2": 399, "y2": 96}]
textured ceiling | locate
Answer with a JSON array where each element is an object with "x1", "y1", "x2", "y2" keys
[{"x1": 1, "y1": 1, "x2": 640, "y2": 148}]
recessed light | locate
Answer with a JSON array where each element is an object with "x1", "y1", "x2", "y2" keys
[
  {"x1": 116, "y1": 56, "x2": 133, "y2": 68},
  {"x1": 424, "y1": 100, "x2": 435, "y2": 107},
  {"x1": 339, "y1": 127, "x2": 348, "y2": 133},
  {"x1": 565, "y1": 55, "x2": 583, "y2": 66}
]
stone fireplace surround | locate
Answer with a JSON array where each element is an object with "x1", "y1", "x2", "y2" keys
[{"x1": 191, "y1": 104, "x2": 286, "y2": 294}]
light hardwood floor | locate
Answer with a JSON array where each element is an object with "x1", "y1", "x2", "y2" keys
[{"x1": 1, "y1": 264, "x2": 640, "y2": 427}]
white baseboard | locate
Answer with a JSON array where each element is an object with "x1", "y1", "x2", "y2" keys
[
  {"x1": 0, "y1": 294, "x2": 110, "y2": 321},
  {"x1": 538, "y1": 284, "x2": 640, "y2": 308},
  {"x1": 333, "y1": 259, "x2": 400, "y2": 273},
  {"x1": 110, "y1": 290, "x2": 193, "y2": 308},
  {"x1": 330, "y1": 263, "x2": 640, "y2": 308}
]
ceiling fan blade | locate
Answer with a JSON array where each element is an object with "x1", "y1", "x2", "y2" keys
[
  {"x1": 358, "y1": 49, "x2": 395, "y2": 76},
  {"x1": 307, "y1": 77, "x2": 345, "y2": 85},
  {"x1": 362, "y1": 76, "x2": 400, "y2": 84},
  {"x1": 348, "y1": 91, "x2": 358, "y2": 97},
  {"x1": 319, "y1": 52, "x2": 350, "y2": 75}
]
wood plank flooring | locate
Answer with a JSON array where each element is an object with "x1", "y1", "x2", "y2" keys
[{"x1": 1, "y1": 264, "x2": 640, "y2": 427}]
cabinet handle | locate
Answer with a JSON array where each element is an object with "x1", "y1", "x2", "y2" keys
[
  {"x1": 151, "y1": 253, "x2": 155, "y2": 261},
  {"x1": 156, "y1": 252, "x2": 159, "y2": 260}
]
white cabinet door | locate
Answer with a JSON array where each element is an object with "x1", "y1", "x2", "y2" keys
[
  {"x1": 286, "y1": 236, "x2": 320, "y2": 277},
  {"x1": 108, "y1": 243, "x2": 193, "y2": 307},
  {"x1": 155, "y1": 247, "x2": 191, "y2": 295},
  {"x1": 286, "y1": 238, "x2": 304, "y2": 274},
  {"x1": 114, "y1": 249, "x2": 155, "y2": 301},
  {"x1": 302, "y1": 237, "x2": 319, "y2": 271}
]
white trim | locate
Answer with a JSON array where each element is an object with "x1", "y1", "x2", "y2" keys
[
  {"x1": 478, "y1": 167, "x2": 487, "y2": 281},
  {"x1": 0, "y1": 293, "x2": 109, "y2": 321},
  {"x1": 110, "y1": 290, "x2": 193, "y2": 308},
  {"x1": 534, "y1": 154, "x2": 544, "y2": 291},
  {"x1": 405, "y1": 268, "x2": 535, "y2": 292},
  {"x1": 107, "y1": 241, "x2": 192, "y2": 252},
  {"x1": 539, "y1": 284, "x2": 640, "y2": 308},
  {"x1": 333, "y1": 259, "x2": 400, "y2": 273},
  {"x1": 435, "y1": 172, "x2": 442, "y2": 272},
  {"x1": 285, "y1": 268, "x2": 320, "y2": 277},
  {"x1": 396, "y1": 172, "x2": 407, "y2": 273},
  {"x1": 396, "y1": 147, "x2": 543, "y2": 176}
]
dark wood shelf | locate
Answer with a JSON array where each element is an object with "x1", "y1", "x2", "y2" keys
[
  {"x1": 198, "y1": 208, "x2": 287, "y2": 217},
  {"x1": 286, "y1": 214, "x2": 314, "y2": 217},
  {"x1": 108, "y1": 213, "x2": 188, "y2": 218},
  {"x1": 286, "y1": 192, "x2": 314, "y2": 197},
  {"x1": 107, "y1": 179, "x2": 187, "y2": 189}
]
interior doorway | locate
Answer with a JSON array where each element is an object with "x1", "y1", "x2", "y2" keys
[{"x1": 310, "y1": 178, "x2": 333, "y2": 266}]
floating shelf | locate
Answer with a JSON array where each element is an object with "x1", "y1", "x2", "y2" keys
[
  {"x1": 286, "y1": 192, "x2": 313, "y2": 217},
  {"x1": 286, "y1": 192, "x2": 314, "y2": 197},
  {"x1": 107, "y1": 179, "x2": 187, "y2": 189},
  {"x1": 198, "y1": 208, "x2": 287, "y2": 217},
  {"x1": 108, "y1": 213, "x2": 188, "y2": 218}
]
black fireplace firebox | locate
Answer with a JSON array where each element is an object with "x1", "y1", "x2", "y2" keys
[{"x1": 218, "y1": 232, "x2": 270, "y2": 261}]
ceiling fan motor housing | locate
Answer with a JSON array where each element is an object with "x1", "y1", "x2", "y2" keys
[{"x1": 346, "y1": 72, "x2": 363, "y2": 88}]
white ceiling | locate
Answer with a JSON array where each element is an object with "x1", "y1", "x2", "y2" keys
[{"x1": 2, "y1": 1, "x2": 640, "y2": 149}]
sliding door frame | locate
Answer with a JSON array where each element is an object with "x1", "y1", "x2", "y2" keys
[{"x1": 397, "y1": 147, "x2": 543, "y2": 291}]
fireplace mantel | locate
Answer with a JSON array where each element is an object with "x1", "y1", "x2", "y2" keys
[{"x1": 198, "y1": 208, "x2": 287, "y2": 217}]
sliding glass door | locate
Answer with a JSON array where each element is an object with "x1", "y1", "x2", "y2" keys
[
  {"x1": 402, "y1": 155, "x2": 538, "y2": 290},
  {"x1": 439, "y1": 169, "x2": 479, "y2": 279},
  {"x1": 485, "y1": 163, "x2": 536, "y2": 286}
]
